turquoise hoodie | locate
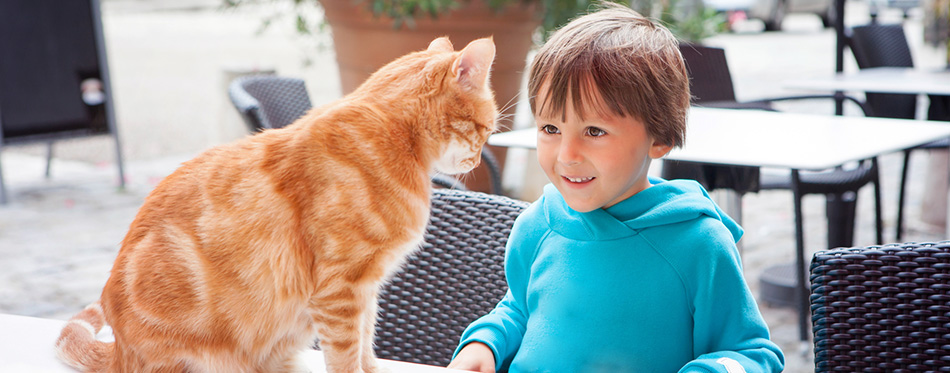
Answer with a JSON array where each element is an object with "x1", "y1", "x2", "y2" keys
[{"x1": 454, "y1": 178, "x2": 784, "y2": 372}]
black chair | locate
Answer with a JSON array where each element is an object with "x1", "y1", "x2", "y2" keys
[
  {"x1": 664, "y1": 44, "x2": 883, "y2": 343},
  {"x1": 0, "y1": 0, "x2": 126, "y2": 204},
  {"x1": 227, "y1": 75, "x2": 313, "y2": 132},
  {"x1": 666, "y1": 44, "x2": 882, "y2": 247},
  {"x1": 374, "y1": 188, "x2": 528, "y2": 366},
  {"x1": 667, "y1": 44, "x2": 883, "y2": 246},
  {"x1": 665, "y1": 46, "x2": 881, "y2": 248},
  {"x1": 227, "y1": 75, "x2": 501, "y2": 194},
  {"x1": 809, "y1": 241, "x2": 950, "y2": 371},
  {"x1": 849, "y1": 23, "x2": 950, "y2": 241}
]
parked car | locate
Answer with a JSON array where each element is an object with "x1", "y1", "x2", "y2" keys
[
  {"x1": 705, "y1": 0, "x2": 835, "y2": 31},
  {"x1": 869, "y1": 0, "x2": 920, "y2": 18}
]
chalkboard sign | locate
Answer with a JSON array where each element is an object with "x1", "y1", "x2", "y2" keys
[{"x1": 0, "y1": 0, "x2": 125, "y2": 203}]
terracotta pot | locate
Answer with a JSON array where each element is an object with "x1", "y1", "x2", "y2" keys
[{"x1": 321, "y1": 0, "x2": 541, "y2": 193}]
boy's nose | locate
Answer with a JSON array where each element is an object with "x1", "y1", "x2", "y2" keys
[{"x1": 557, "y1": 136, "x2": 583, "y2": 165}]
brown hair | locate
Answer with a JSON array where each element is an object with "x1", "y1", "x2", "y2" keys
[{"x1": 527, "y1": 3, "x2": 689, "y2": 148}]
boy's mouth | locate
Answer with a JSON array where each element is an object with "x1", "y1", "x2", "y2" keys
[{"x1": 564, "y1": 176, "x2": 594, "y2": 184}]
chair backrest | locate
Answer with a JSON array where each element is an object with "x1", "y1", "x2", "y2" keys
[
  {"x1": 374, "y1": 189, "x2": 529, "y2": 366},
  {"x1": 228, "y1": 75, "x2": 313, "y2": 131},
  {"x1": 0, "y1": 0, "x2": 116, "y2": 144},
  {"x1": 663, "y1": 44, "x2": 762, "y2": 194},
  {"x1": 809, "y1": 241, "x2": 950, "y2": 371},
  {"x1": 848, "y1": 24, "x2": 917, "y2": 119},
  {"x1": 678, "y1": 44, "x2": 739, "y2": 104}
]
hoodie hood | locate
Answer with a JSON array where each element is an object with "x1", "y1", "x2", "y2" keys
[{"x1": 541, "y1": 177, "x2": 742, "y2": 242}]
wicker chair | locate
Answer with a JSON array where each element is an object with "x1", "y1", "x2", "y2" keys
[
  {"x1": 373, "y1": 188, "x2": 528, "y2": 366},
  {"x1": 809, "y1": 241, "x2": 950, "y2": 372},
  {"x1": 228, "y1": 75, "x2": 313, "y2": 132},
  {"x1": 227, "y1": 75, "x2": 502, "y2": 194},
  {"x1": 849, "y1": 23, "x2": 950, "y2": 241}
]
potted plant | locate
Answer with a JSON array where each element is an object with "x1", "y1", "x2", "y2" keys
[
  {"x1": 923, "y1": 0, "x2": 949, "y2": 64},
  {"x1": 224, "y1": 0, "x2": 724, "y2": 193}
]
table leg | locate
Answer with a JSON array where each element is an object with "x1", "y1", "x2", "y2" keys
[
  {"x1": 791, "y1": 170, "x2": 809, "y2": 342},
  {"x1": 825, "y1": 191, "x2": 857, "y2": 248}
]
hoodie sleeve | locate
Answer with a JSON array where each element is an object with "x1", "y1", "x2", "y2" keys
[
  {"x1": 677, "y1": 223, "x2": 785, "y2": 373},
  {"x1": 453, "y1": 202, "x2": 545, "y2": 371}
]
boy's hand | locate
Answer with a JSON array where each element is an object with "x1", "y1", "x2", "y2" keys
[{"x1": 447, "y1": 342, "x2": 496, "y2": 373}]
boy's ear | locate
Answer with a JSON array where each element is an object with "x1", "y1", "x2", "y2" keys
[
  {"x1": 453, "y1": 37, "x2": 496, "y2": 92},
  {"x1": 649, "y1": 141, "x2": 673, "y2": 159},
  {"x1": 427, "y1": 36, "x2": 454, "y2": 52}
]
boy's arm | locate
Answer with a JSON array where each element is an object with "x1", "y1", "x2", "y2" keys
[
  {"x1": 452, "y1": 289, "x2": 528, "y2": 370},
  {"x1": 679, "y1": 239, "x2": 785, "y2": 373}
]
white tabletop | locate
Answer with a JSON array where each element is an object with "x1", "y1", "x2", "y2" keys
[
  {"x1": 784, "y1": 66, "x2": 950, "y2": 95},
  {"x1": 488, "y1": 107, "x2": 950, "y2": 171},
  {"x1": 0, "y1": 313, "x2": 464, "y2": 373}
]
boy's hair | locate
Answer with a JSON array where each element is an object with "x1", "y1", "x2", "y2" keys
[{"x1": 528, "y1": 3, "x2": 689, "y2": 148}]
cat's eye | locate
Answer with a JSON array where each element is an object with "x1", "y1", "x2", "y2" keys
[
  {"x1": 586, "y1": 127, "x2": 607, "y2": 137},
  {"x1": 540, "y1": 124, "x2": 560, "y2": 135}
]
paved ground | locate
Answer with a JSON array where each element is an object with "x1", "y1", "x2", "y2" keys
[{"x1": 0, "y1": 1, "x2": 946, "y2": 371}]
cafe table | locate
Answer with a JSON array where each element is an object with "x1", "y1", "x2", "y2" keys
[
  {"x1": 0, "y1": 313, "x2": 465, "y2": 372},
  {"x1": 785, "y1": 66, "x2": 950, "y2": 239},
  {"x1": 784, "y1": 66, "x2": 950, "y2": 96},
  {"x1": 489, "y1": 106, "x2": 950, "y2": 343}
]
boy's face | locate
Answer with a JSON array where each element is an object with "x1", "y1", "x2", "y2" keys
[{"x1": 535, "y1": 88, "x2": 672, "y2": 213}]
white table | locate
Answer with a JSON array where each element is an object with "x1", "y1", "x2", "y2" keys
[
  {"x1": 491, "y1": 107, "x2": 950, "y2": 171},
  {"x1": 490, "y1": 106, "x2": 950, "y2": 343},
  {"x1": 785, "y1": 66, "x2": 950, "y2": 238},
  {"x1": 784, "y1": 66, "x2": 950, "y2": 96},
  {"x1": 0, "y1": 313, "x2": 464, "y2": 373}
]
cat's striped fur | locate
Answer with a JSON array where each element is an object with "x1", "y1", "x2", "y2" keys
[{"x1": 55, "y1": 37, "x2": 497, "y2": 373}]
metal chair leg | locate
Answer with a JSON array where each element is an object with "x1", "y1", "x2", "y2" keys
[
  {"x1": 872, "y1": 158, "x2": 883, "y2": 244},
  {"x1": 111, "y1": 132, "x2": 126, "y2": 190},
  {"x1": 895, "y1": 149, "x2": 911, "y2": 241},
  {"x1": 0, "y1": 153, "x2": 7, "y2": 205},
  {"x1": 791, "y1": 170, "x2": 809, "y2": 342},
  {"x1": 45, "y1": 141, "x2": 53, "y2": 179}
]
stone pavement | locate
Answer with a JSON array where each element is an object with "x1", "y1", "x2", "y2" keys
[{"x1": 0, "y1": 1, "x2": 945, "y2": 372}]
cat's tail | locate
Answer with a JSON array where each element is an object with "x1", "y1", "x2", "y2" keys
[{"x1": 55, "y1": 301, "x2": 113, "y2": 372}]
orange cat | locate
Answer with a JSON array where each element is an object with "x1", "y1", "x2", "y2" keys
[{"x1": 55, "y1": 37, "x2": 497, "y2": 373}]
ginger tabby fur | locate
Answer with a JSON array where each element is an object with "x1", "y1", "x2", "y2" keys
[{"x1": 55, "y1": 37, "x2": 497, "y2": 373}]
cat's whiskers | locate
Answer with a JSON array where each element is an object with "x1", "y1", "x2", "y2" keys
[
  {"x1": 493, "y1": 113, "x2": 516, "y2": 134},
  {"x1": 497, "y1": 93, "x2": 520, "y2": 115},
  {"x1": 455, "y1": 170, "x2": 474, "y2": 190}
]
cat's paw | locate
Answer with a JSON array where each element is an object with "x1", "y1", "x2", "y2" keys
[
  {"x1": 362, "y1": 359, "x2": 391, "y2": 373},
  {"x1": 289, "y1": 351, "x2": 312, "y2": 373},
  {"x1": 364, "y1": 365, "x2": 391, "y2": 373}
]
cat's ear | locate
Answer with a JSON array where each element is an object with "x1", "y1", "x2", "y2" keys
[
  {"x1": 453, "y1": 37, "x2": 496, "y2": 92},
  {"x1": 427, "y1": 37, "x2": 454, "y2": 52}
]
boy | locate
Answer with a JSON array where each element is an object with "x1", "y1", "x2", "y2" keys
[{"x1": 447, "y1": 4, "x2": 785, "y2": 372}]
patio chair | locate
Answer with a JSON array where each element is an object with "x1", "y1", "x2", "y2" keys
[
  {"x1": 663, "y1": 44, "x2": 882, "y2": 343},
  {"x1": 228, "y1": 75, "x2": 313, "y2": 132},
  {"x1": 373, "y1": 188, "x2": 528, "y2": 366},
  {"x1": 226, "y1": 75, "x2": 496, "y2": 193},
  {"x1": 0, "y1": 0, "x2": 126, "y2": 204},
  {"x1": 809, "y1": 241, "x2": 950, "y2": 371},
  {"x1": 663, "y1": 44, "x2": 882, "y2": 246},
  {"x1": 848, "y1": 23, "x2": 950, "y2": 241}
]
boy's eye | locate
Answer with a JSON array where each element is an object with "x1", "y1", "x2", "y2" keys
[
  {"x1": 540, "y1": 124, "x2": 560, "y2": 134},
  {"x1": 586, "y1": 127, "x2": 606, "y2": 137}
]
